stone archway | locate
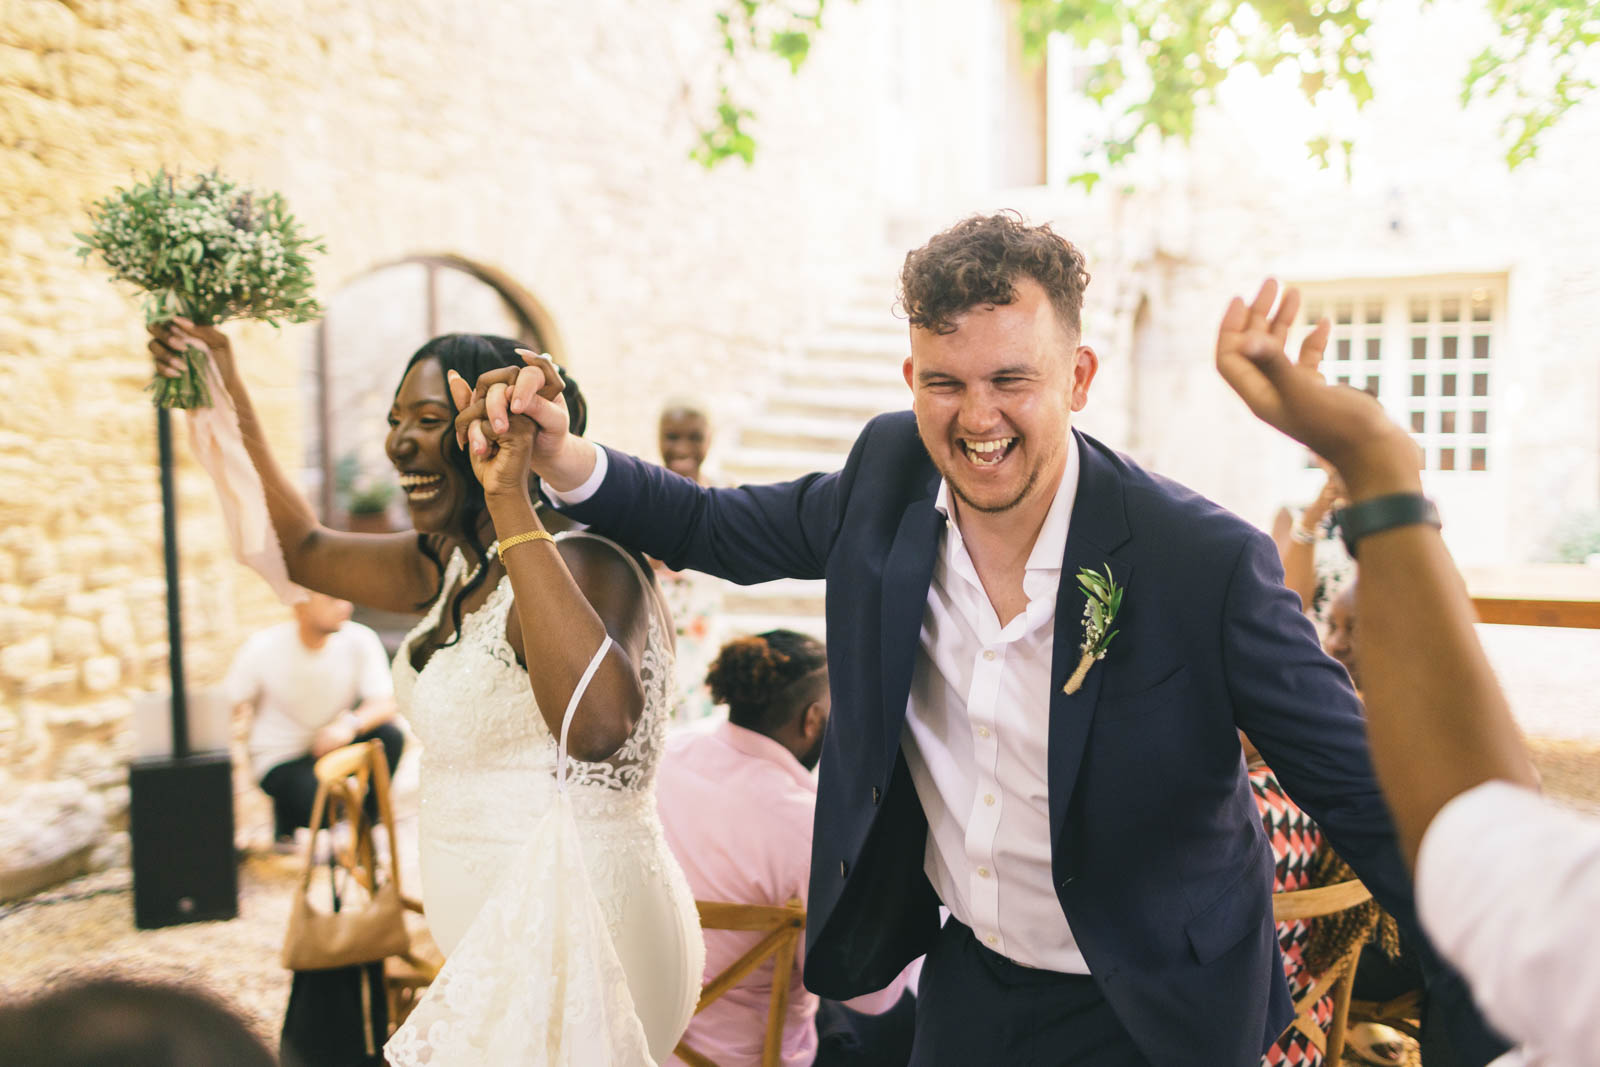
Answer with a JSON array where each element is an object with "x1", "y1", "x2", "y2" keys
[{"x1": 304, "y1": 256, "x2": 563, "y2": 526}]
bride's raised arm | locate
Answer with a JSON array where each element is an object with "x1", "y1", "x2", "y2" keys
[
  {"x1": 446, "y1": 366, "x2": 649, "y2": 763},
  {"x1": 149, "y1": 318, "x2": 438, "y2": 613}
]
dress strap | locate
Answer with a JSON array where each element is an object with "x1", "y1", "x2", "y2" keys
[{"x1": 556, "y1": 634, "x2": 613, "y2": 793}]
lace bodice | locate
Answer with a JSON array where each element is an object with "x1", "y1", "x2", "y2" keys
[{"x1": 394, "y1": 534, "x2": 676, "y2": 823}]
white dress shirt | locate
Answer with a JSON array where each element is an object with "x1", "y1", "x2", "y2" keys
[
  {"x1": 551, "y1": 438, "x2": 1091, "y2": 971},
  {"x1": 900, "y1": 436, "x2": 1086, "y2": 972},
  {"x1": 1417, "y1": 780, "x2": 1600, "y2": 1067}
]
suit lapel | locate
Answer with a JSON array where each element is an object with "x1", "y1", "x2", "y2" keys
[
  {"x1": 1048, "y1": 433, "x2": 1133, "y2": 847},
  {"x1": 879, "y1": 471, "x2": 942, "y2": 763}
]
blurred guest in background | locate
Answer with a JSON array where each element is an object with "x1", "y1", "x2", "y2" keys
[
  {"x1": 658, "y1": 631, "x2": 916, "y2": 1066},
  {"x1": 656, "y1": 398, "x2": 727, "y2": 725},
  {"x1": 0, "y1": 978, "x2": 275, "y2": 1066},
  {"x1": 223, "y1": 591, "x2": 402, "y2": 850},
  {"x1": 1271, "y1": 453, "x2": 1352, "y2": 634}
]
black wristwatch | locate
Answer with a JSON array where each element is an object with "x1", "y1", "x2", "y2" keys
[{"x1": 1333, "y1": 493, "x2": 1441, "y2": 558}]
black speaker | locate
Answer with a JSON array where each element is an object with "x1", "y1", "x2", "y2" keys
[{"x1": 128, "y1": 753, "x2": 239, "y2": 928}]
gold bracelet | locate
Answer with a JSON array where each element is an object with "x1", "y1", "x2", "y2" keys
[{"x1": 496, "y1": 529, "x2": 556, "y2": 556}]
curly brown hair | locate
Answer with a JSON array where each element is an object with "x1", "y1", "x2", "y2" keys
[
  {"x1": 899, "y1": 211, "x2": 1091, "y2": 337},
  {"x1": 706, "y1": 630, "x2": 827, "y2": 735}
]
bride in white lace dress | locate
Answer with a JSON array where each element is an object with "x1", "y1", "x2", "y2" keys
[{"x1": 150, "y1": 324, "x2": 703, "y2": 1064}]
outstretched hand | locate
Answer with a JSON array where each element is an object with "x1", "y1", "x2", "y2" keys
[{"x1": 1216, "y1": 280, "x2": 1419, "y2": 500}]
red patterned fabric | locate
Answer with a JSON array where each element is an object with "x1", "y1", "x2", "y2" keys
[{"x1": 1252, "y1": 765, "x2": 1333, "y2": 1067}]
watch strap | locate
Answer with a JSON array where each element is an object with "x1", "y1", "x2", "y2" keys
[{"x1": 1334, "y1": 493, "x2": 1441, "y2": 558}]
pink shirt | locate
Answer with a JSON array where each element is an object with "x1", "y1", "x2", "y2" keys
[{"x1": 657, "y1": 722, "x2": 908, "y2": 1067}]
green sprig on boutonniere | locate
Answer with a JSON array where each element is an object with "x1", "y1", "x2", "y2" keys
[{"x1": 1063, "y1": 565, "x2": 1123, "y2": 695}]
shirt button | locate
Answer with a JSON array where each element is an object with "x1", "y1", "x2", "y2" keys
[
  {"x1": 840, "y1": 860, "x2": 848, "y2": 877},
  {"x1": 871, "y1": 786, "x2": 881, "y2": 805},
  {"x1": 977, "y1": 726, "x2": 991, "y2": 739},
  {"x1": 977, "y1": 866, "x2": 990, "y2": 878},
  {"x1": 982, "y1": 649, "x2": 996, "y2": 662},
  {"x1": 983, "y1": 793, "x2": 996, "y2": 806},
  {"x1": 985, "y1": 934, "x2": 998, "y2": 946}
]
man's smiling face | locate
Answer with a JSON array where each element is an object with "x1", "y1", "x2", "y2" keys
[{"x1": 904, "y1": 275, "x2": 1097, "y2": 516}]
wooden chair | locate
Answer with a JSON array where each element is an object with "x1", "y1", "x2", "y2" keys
[
  {"x1": 309, "y1": 740, "x2": 441, "y2": 1030},
  {"x1": 673, "y1": 898, "x2": 807, "y2": 1067},
  {"x1": 1348, "y1": 988, "x2": 1423, "y2": 1043},
  {"x1": 1270, "y1": 876, "x2": 1373, "y2": 1064}
]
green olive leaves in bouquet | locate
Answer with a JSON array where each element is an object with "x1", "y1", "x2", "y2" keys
[{"x1": 76, "y1": 169, "x2": 326, "y2": 408}]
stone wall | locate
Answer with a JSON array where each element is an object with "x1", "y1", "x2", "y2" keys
[{"x1": 0, "y1": 0, "x2": 912, "y2": 871}]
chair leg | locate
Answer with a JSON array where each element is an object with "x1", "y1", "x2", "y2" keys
[{"x1": 1327, "y1": 959, "x2": 1357, "y2": 1064}]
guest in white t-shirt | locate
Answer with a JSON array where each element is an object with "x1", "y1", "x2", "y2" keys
[{"x1": 222, "y1": 592, "x2": 401, "y2": 847}]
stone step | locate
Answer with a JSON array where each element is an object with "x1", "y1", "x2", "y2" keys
[
  {"x1": 737, "y1": 412, "x2": 871, "y2": 453},
  {"x1": 765, "y1": 385, "x2": 906, "y2": 421},
  {"x1": 802, "y1": 331, "x2": 907, "y2": 358},
  {"x1": 820, "y1": 309, "x2": 904, "y2": 336},
  {"x1": 782, "y1": 355, "x2": 903, "y2": 391},
  {"x1": 722, "y1": 446, "x2": 850, "y2": 484}
]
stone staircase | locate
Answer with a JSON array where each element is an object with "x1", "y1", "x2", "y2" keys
[{"x1": 714, "y1": 271, "x2": 909, "y2": 639}]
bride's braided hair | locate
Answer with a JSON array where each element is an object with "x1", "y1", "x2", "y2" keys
[{"x1": 706, "y1": 630, "x2": 826, "y2": 735}]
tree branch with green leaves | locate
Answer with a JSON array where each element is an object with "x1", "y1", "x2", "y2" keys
[{"x1": 693, "y1": 0, "x2": 1596, "y2": 176}]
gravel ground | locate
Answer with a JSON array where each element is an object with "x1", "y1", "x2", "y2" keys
[{"x1": 0, "y1": 626, "x2": 1593, "y2": 1059}]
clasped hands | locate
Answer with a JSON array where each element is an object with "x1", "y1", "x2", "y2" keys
[{"x1": 446, "y1": 350, "x2": 569, "y2": 500}]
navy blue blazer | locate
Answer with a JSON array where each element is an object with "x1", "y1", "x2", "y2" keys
[{"x1": 559, "y1": 412, "x2": 1503, "y2": 1066}]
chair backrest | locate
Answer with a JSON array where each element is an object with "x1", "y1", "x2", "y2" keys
[
  {"x1": 307, "y1": 740, "x2": 442, "y2": 1032},
  {"x1": 673, "y1": 898, "x2": 807, "y2": 1067},
  {"x1": 1271, "y1": 877, "x2": 1373, "y2": 1064},
  {"x1": 309, "y1": 739, "x2": 397, "y2": 897}
]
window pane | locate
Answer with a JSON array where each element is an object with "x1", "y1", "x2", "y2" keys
[
  {"x1": 1471, "y1": 289, "x2": 1491, "y2": 321},
  {"x1": 1472, "y1": 410, "x2": 1488, "y2": 434},
  {"x1": 1363, "y1": 300, "x2": 1383, "y2": 324},
  {"x1": 1410, "y1": 411, "x2": 1426, "y2": 432},
  {"x1": 1442, "y1": 374, "x2": 1457, "y2": 397},
  {"x1": 1335, "y1": 301, "x2": 1354, "y2": 325},
  {"x1": 1412, "y1": 374, "x2": 1428, "y2": 397},
  {"x1": 1473, "y1": 373, "x2": 1489, "y2": 397},
  {"x1": 1470, "y1": 448, "x2": 1487, "y2": 471},
  {"x1": 1473, "y1": 335, "x2": 1490, "y2": 360},
  {"x1": 1440, "y1": 411, "x2": 1456, "y2": 433},
  {"x1": 1363, "y1": 377, "x2": 1380, "y2": 398},
  {"x1": 1366, "y1": 338, "x2": 1381, "y2": 361},
  {"x1": 1306, "y1": 301, "x2": 1323, "y2": 326},
  {"x1": 1337, "y1": 375, "x2": 1350, "y2": 387},
  {"x1": 1336, "y1": 338, "x2": 1351, "y2": 361},
  {"x1": 1439, "y1": 448, "x2": 1456, "y2": 471},
  {"x1": 1410, "y1": 298, "x2": 1430, "y2": 323},
  {"x1": 1411, "y1": 337, "x2": 1427, "y2": 361},
  {"x1": 1442, "y1": 336, "x2": 1458, "y2": 360},
  {"x1": 1441, "y1": 297, "x2": 1461, "y2": 322}
]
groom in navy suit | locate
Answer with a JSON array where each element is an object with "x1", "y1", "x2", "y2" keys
[{"x1": 463, "y1": 213, "x2": 1504, "y2": 1065}]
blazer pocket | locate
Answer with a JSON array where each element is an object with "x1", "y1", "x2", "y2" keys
[
  {"x1": 1097, "y1": 664, "x2": 1192, "y2": 718},
  {"x1": 1184, "y1": 839, "x2": 1271, "y2": 965}
]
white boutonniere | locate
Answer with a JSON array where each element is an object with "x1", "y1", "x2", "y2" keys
[{"x1": 1063, "y1": 565, "x2": 1123, "y2": 695}]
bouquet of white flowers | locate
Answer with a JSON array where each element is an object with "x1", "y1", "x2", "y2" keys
[{"x1": 76, "y1": 169, "x2": 325, "y2": 408}]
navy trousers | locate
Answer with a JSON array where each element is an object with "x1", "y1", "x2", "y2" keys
[
  {"x1": 259, "y1": 723, "x2": 405, "y2": 840},
  {"x1": 909, "y1": 920, "x2": 1151, "y2": 1067}
]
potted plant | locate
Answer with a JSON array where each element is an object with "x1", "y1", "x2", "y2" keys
[{"x1": 335, "y1": 452, "x2": 399, "y2": 533}]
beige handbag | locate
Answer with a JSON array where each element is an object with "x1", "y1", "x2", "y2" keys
[{"x1": 281, "y1": 740, "x2": 411, "y2": 971}]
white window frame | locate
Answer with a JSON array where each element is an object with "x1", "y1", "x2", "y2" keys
[{"x1": 1294, "y1": 275, "x2": 1506, "y2": 475}]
